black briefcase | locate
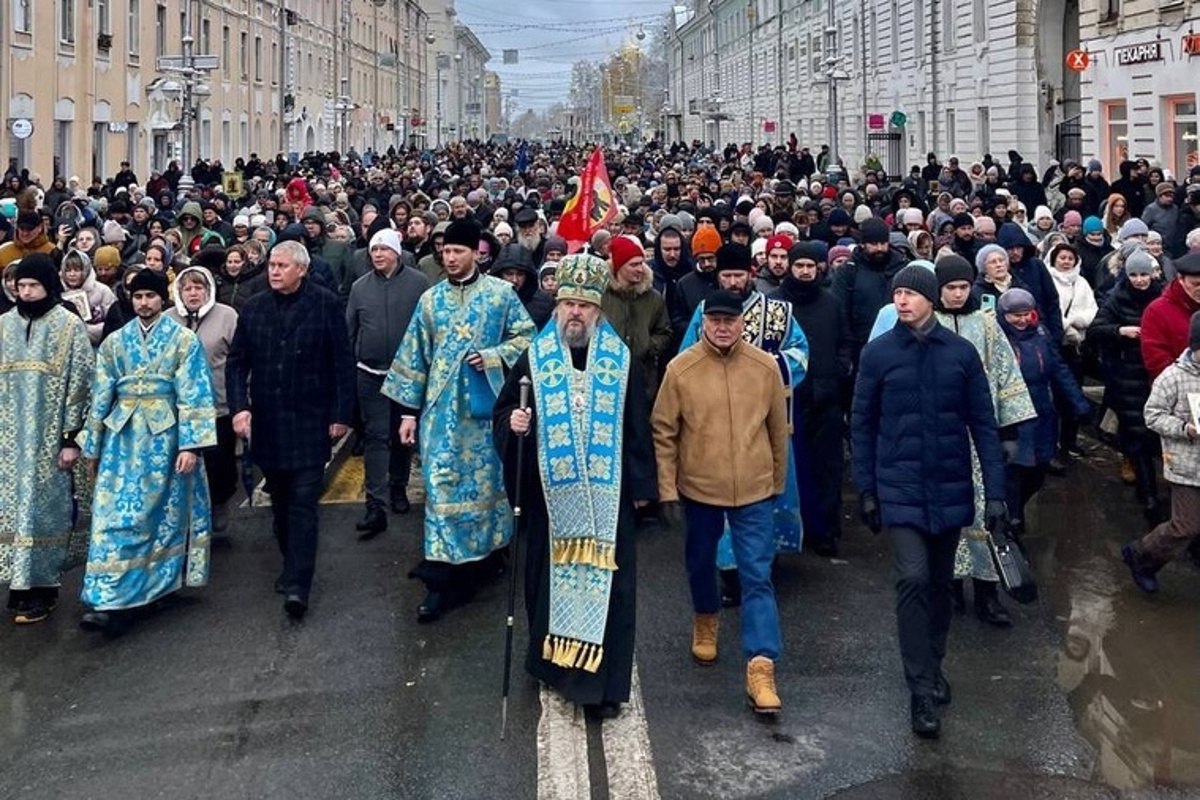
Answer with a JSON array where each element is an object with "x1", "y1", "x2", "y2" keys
[{"x1": 988, "y1": 531, "x2": 1038, "y2": 605}]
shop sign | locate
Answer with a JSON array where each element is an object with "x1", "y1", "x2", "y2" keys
[
  {"x1": 867, "y1": 114, "x2": 885, "y2": 130},
  {"x1": 1183, "y1": 33, "x2": 1200, "y2": 56},
  {"x1": 1113, "y1": 41, "x2": 1163, "y2": 66}
]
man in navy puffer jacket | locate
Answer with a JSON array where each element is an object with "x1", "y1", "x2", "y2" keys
[{"x1": 851, "y1": 264, "x2": 1008, "y2": 740}]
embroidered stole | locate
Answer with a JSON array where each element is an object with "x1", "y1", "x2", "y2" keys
[{"x1": 530, "y1": 321, "x2": 630, "y2": 674}]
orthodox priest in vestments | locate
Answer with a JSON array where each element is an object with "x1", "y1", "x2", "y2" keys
[
  {"x1": 494, "y1": 254, "x2": 657, "y2": 715},
  {"x1": 78, "y1": 269, "x2": 217, "y2": 626},
  {"x1": 0, "y1": 254, "x2": 95, "y2": 623},
  {"x1": 680, "y1": 243, "x2": 808, "y2": 576},
  {"x1": 383, "y1": 218, "x2": 535, "y2": 622}
]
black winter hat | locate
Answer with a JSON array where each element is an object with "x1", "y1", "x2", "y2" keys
[
  {"x1": 860, "y1": 218, "x2": 891, "y2": 245},
  {"x1": 443, "y1": 218, "x2": 482, "y2": 250},
  {"x1": 127, "y1": 268, "x2": 170, "y2": 302},
  {"x1": 788, "y1": 241, "x2": 828, "y2": 265},
  {"x1": 14, "y1": 253, "x2": 63, "y2": 298},
  {"x1": 952, "y1": 212, "x2": 975, "y2": 229},
  {"x1": 703, "y1": 290, "x2": 745, "y2": 316},
  {"x1": 935, "y1": 254, "x2": 975, "y2": 287},
  {"x1": 715, "y1": 242, "x2": 753, "y2": 273},
  {"x1": 891, "y1": 264, "x2": 939, "y2": 304}
]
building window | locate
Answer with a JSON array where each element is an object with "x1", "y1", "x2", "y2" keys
[
  {"x1": 155, "y1": 4, "x2": 166, "y2": 58},
  {"x1": 240, "y1": 32, "x2": 248, "y2": 78},
  {"x1": 255, "y1": 36, "x2": 263, "y2": 81},
  {"x1": 945, "y1": 108, "x2": 956, "y2": 153},
  {"x1": 913, "y1": 0, "x2": 925, "y2": 59},
  {"x1": 126, "y1": 122, "x2": 138, "y2": 168},
  {"x1": 96, "y1": 0, "x2": 110, "y2": 34},
  {"x1": 222, "y1": 26, "x2": 231, "y2": 76},
  {"x1": 972, "y1": 0, "x2": 987, "y2": 42},
  {"x1": 271, "y1": 41, "x2": 278, "y2": 85},
  {"x1": 1100, "y1": 0, "x2": 1119, "y2": 22},
  {"x1": 128, "y1": 0, "x2": 139, "y2": 56},
  {"x1": 201, "y1": 19, "x2": 210, "y2": 54},
  {"x1": 942, "y1": 0, "x2": 956, "y2": 53},
  {"x1": 54, "y1": 121, "x2": 72, "y2": 177},
  {"x1": 977, "y1": 107, "x2": 990, "y2": 154},
  {"x1": 1102, "y1": 100, "x2": 1129, "y2": 170},
  {"x1": 13, "y1": 0, "x2": 32, "y2": 33},
  {"x1": 59, "y1": 0, "x2": 75, "y2": 44},
  {"x1": 1166, "y1": 97, "x2": 1198, "y2": 182},
  {"x1": 92, "y1": 123, "x2": 107, "y2": 183}
]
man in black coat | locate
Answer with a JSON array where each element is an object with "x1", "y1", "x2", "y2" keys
[
  {"x1": 772, "y1": 241, "x2": 853, "y2": 556},
  {"x1": 227, "y1": 240, "x2": 355, "y2": 619},
  {"x1": 852, "y1": 264, "x2": 1008, "y2": 739}
]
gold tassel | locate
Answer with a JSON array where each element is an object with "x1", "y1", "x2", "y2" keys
[
  {"x1": 584, "y1": 645, "x2": 604, "y2": 673},
  {"x1": 543, "y1": 635, "x2": 553, "y2": 661}
]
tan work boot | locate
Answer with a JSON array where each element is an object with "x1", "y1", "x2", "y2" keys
[
  {"x1": 746, "y1": 656, "x2": 782, "y2": 715},
  {"x1": 691, "y1": 613, "x2": 718, "y2": 665}
]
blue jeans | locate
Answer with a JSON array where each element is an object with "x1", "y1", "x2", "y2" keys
[{"x1": 684, "y1": 497, "x2": 781, "y2": 660}]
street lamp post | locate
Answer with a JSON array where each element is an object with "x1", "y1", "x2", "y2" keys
[
  {"x1": 335, "y1": 77, "x2": 353, "y2": 154},
  {"x1": 435, "y1": 52, "x2": 448, "y2": 148},
  {"x1": 453, "y1": 51, "x2": 463, "y2": 143}
]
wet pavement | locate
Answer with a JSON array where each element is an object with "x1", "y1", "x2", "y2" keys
[{"x1": 1, "y1": 438, "x2": 1199, "y2": 799}]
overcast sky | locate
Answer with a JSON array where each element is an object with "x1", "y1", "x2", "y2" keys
[{"x1": 454, "y1": 0, "x2": 675, "y2": 112}]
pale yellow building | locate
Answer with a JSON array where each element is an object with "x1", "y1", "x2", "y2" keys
[{"x1": 1, "y1": 0, "x2": 436, "y2": 183}]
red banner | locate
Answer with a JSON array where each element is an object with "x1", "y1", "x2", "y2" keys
[{"x1": 556, "y1": 146, "x2": 617, "y2": 245}]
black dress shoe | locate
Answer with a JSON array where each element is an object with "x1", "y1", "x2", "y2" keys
[
  {"x1": 417, "y1": 591, "x2": 446, "y2": 623},
  {"x1": 356, "y1": 507, "x2": 388, "y2": 540},
  {"x1": 80, "y1": 610, "x2": 128, "y2": 637},
  {"x1": 390, "y1": 489, "x2": 411, "y2": 514},
  {"x1": 809, "y1": 539, "x2": 839, "y2": 558},
  {"x1": 583, "y1": 702, "x2": 622, "y2": 720},
  {"x1": 910, "y1": 694, "x2": 940, "y2": 738},
  {"x1": 933, "y1": 673, "x2": 952, "y2": 706},
  {"x1": 284, "y1": 594, "x2": 308, "y2": 619}
]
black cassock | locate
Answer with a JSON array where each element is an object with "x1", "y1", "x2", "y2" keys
[{"x1": 493, "y1": 345, "x2": 657, "y2": 706}]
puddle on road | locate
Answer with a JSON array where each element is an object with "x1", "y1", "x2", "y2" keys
[{"x1": 1031, "y1": 448, "x2": 1200, "y2": 791}]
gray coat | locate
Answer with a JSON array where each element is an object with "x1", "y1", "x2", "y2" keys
[{"x1": 345, "y1": 262, "x2": 430, "y2": 372}]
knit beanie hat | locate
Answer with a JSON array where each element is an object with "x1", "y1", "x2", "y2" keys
[
  {"x1": 493, "y1": 221, "x2": 513, "y2": 239},
  {"x1": 544, "y1": 234, "x2": 568, "y2": 256},
  {"x1": 1062, "y1": 210, "x2": 1083, "y2": 228},
  {"x1": 93, "y1": 244, "x2": 122, "y2": 269},
  {"x1": 1124, "y1": 249, "x2": 1155, "y2": 276},
  {"x1": 901, "y1": 208, "x2": 926, "y2": 227},
  {"x1": 974, "y1": 216, "x2": 997, "y2": 236},
  {"x1": 715, "y1": 242, "x2": 753, "y2": 273},
  {"x1": 1189, "y1": 311, "x2": 1200, "y2": 352},
  {"x1": 690, "y1": 226, "x2": 722, "y2": 257},
  {"x1": 788, "y1": 240, "x2": 828, "y2": 265},
  {"x1": 976, "y1": 244, "x2": 1009, "y2": 274},
  {"x1": 828, "y1": 209, "x2": 852, "y2": 227},
  {"x1": 1118, "y1": 219, "x2": 1149, "y2": 240},
  {"x1": 1083, "y1": 216, "x2": 1104, "y2": 235},
  {"x1": 935, "y1": 254, "x2": 975, "y2": 287},
  {"x1": 890, "y1": 264, "x2": 939, "y2": 303},
  {"x1": 952, "y1": 212, "x2": 975, "y2": 229},
  {"x1": 860, "y1": 218, "x2": 890, "y2": 245},
  {"x1": 369, "y1": 228, "x2": 404, "y2": 256},
  {"x1": 14, "y1": 253, "x2": 63, "y2": 298},
  {"x1": 998, "y1": 288, "x2": 1037, "y2": 314},
  {"x1": 751, "y1": 238, "x2": 767, "y2": 260},
  {"x1": 828, "y1": 244, "x2": 853, "y2": 264},
  {"x1": 609, "y1": 235, "x2": 644, "y2": 273},
  {"x1": 766, "y1": 233, "x2": 794, "y2": 254}
]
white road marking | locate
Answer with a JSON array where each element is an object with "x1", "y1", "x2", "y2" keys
[
  {"x1": 601, "y1": 663, "x2": 661, "y2": 800},
  {"x1": 537, "y1": 684, "x2": 591, "y2": 800}
]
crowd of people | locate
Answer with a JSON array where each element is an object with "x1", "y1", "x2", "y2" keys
[{"x1": 1, "y1": 137, "x2": 1199, "y2": 738}]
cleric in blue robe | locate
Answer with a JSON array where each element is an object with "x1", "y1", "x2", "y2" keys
[{"x1": 78, "y1": 269, "x2": 217, "y2": 633}]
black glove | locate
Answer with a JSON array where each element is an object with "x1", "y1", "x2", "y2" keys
[
  {"x1": 661, "y1": 501, "x2": 684, "y2": 530},
  {"x1": 984, "y1": 500, "x2": 1008, "y2": 534},
  {"x1": 859, "y1": 491, "x2": 882, "y2": 535}
]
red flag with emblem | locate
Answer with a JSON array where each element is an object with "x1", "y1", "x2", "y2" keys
[{"x1": 556, "y1": 146, "x2": 617, "y2": 249}]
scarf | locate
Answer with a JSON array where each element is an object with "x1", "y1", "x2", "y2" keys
[{"x1": 530, "y1": 320, "x2": 630, "y2": 673}]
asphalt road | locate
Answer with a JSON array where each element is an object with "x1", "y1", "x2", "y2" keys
[{"x1": 2, "y1": 437, "x2": 1199, "y2": 800}]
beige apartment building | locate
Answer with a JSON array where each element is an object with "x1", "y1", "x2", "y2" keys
[{"x1": 0, "y1": 0, "x2": 448, "y2": 183}]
